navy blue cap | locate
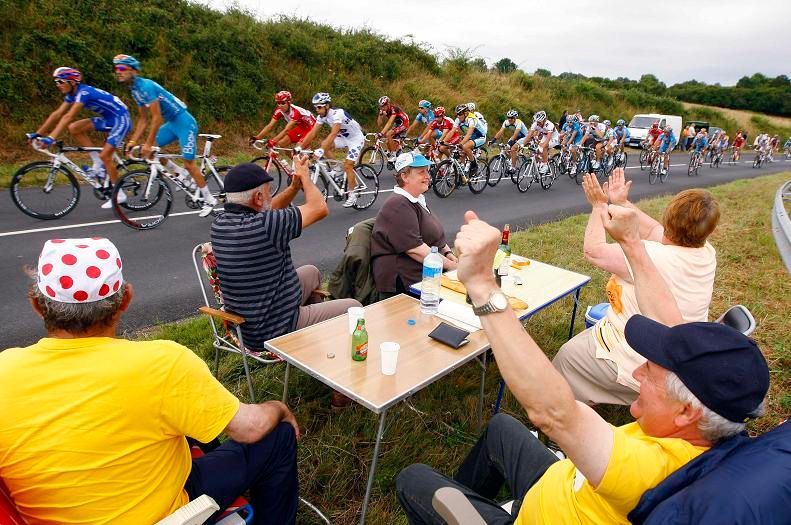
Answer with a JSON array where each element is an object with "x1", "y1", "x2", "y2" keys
[
  {"x1": 224, "y1": 163, "x2": 273, "y2": 193},
  {"x1": 625, "y1": 315, "x2": 769, "y2": 423}
]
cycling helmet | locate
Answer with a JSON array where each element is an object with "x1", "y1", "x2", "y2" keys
[
  {"x1": 467, "y1": 102, "x2": 476, "y2": 111},
  {"x1": 651, "y1": 121, "x2": 659, "y2": 128},
  {"x1": 112, "y1": 54, "x2": 140, "y2": 70},
  {"x1": 506, "y1": 109, "x2": 519, "y2": 119},
  {"x1": 455, "y1": 103, "x2": 469, "y2": 115},
  {"x1": 52, "y1": 67, "x2": 82, "y2": 83},
  {"x1": 312, "y1": 92, "x2": 331, "y2": 105},
  {"x1": 533, "y1": 110, "x2": 547, "y2": 122},
  {"x1": 664, "y1": 125, "x2": 673, "y2": 132},
  {"x1": 378, "y1": 95, "x2": 390, "y2": 107},
  {"x1": 418, "y1": 99, "x2": 432, "y2": 109},
  {"x1": 616, "y1": 119, "x2": 625, "y2": 126},
  {"x1": 588, "y1": 115, "x2": 600, "y2": 123},
  {"x1": 603, "y1": 119, "x2": 611, "y2": 127},
  {"x1": 567, "y1": 114, "x2": 577, "y2": 123},
  {"x1": 275, "y1": 90, "x2": 292, "y2": 103},
  {"x1": 434, "y1": 106, "x2": 446, "y2": 118}
]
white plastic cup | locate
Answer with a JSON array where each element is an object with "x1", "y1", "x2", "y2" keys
[
  {"x1": 380, "y1": 342, "x2": 400, "y2": 376},
  {"x1": 348, "y1": 307, "x2": 365, "y2": 334}
]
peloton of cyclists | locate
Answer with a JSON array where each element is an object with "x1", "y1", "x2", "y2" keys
[
  {"x1": 28, "y1": 67, "x2": 131, "y2": 207},
  {"x1": 249, "y1": 90, "x2": 316, "y2": 151},
  {"x1": 490, "y1": 109, "x2": 529, "y2": 174}
]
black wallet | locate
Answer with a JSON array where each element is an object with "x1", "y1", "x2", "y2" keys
[{"x1": 428, "y1": 322, "x2": 471, "y2": 349}]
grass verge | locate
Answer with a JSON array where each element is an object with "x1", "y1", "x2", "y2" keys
[{"x1": 147, "y1": 172, "x2": 790, "y2": 524}]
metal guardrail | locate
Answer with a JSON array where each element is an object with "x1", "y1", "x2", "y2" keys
[{"x1": 771, "y1": 180, "x2": 791, "y2": 275}]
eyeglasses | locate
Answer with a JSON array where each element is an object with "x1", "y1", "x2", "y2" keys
[
  {"x1": 276, "y1": 101, "x2": 289, "y2": 106},
  {"x1": 54, "y1": 79, "x2": 69, "y2": 85},
  {"x1": 314, "y1": 104, "x2": 327, "y2": 110},
  {"x1": 113, "y1": 65, "x2": 132, "y2": 72}
]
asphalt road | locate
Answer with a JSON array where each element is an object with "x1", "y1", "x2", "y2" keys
[{"x1": 2, "y1": 152, "x2": 789, "y2": 348}]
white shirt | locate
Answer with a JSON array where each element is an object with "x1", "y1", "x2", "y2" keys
[{"x1": 393, "y1": 186, "x2": 430, "y2": 213}]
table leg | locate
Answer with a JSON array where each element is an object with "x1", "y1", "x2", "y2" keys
[
  {"x1": 281, "y1": 361, "x2": 291, "y2": 404},
  {"x1": 359, "y1": 410, "x2": 388, "y2": 525},
  {"x1": 477, "y1": 352, "x2": 487, "y2": 430},
  {"x1": 493, "y1": 380, "x2": 506, "y2": 415},
  {"x1": 568, "y1": 288, "x2": 581, "y2": 341}
]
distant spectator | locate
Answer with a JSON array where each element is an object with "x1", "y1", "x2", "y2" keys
[
  {"x1": 371, "y1": 152, "x2": 457, "y2": 295},
  {"x1": 558, "y1": 110, "x2": 568, "y2": 129},
  {"x1": 553, "y1": 169, "x2": 719, "y2": 405},
  {"x1": 211, "y1": 159, "x2": 361, "y2": 351},
  {"x1": 685, "y1": 123, "x2": 696, "y2": 150},
  {"x1": 0, "y1": 237, "x2": 301, "y2": 524}
]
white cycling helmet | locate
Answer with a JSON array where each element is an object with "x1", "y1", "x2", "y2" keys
[
  {"x1": 603, "y1": 119, "x2": 611, "y2": 127},
  {"x1": 588, "y1": 114, "x2": 600, "y2": 122},
  {"x1": 616, "y1": 119, "x2": 625, "y2": 126},
  {"x1": 533, "y1": 110, "x2": 546, "y2": 122},
  {"x1": 506, "y1": 109, "x2": 519, "y2": 119},
  {"x1": 312, "y1": 92, "x2": 331, "y2": 105},
  {"x1": 467, "y1": 102, "x2": 476, "y2": 111},
  {"x1": 378, "y1": 95, "x2": 390, "y2": 107}
]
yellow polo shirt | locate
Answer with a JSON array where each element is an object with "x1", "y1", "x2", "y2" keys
[
  {"x1": 0, "y1": 337, "x2": 240, "y2": 524},
  {"x1": 515, "y1": 422, "x2": 708, "y2": 524}
]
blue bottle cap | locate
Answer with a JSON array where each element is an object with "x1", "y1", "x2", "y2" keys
[{"x1": 407, "y1": 319, "x2": 416, "y2": 326}]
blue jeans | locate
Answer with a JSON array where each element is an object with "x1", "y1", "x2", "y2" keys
[{"x1": 185, "y1": 422, "x2": 298, "y2": 525}]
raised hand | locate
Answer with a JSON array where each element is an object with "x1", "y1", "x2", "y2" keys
[
  {"x1": 607, "y1": 167, "x2": 631, "y2": 205},
  {"x1": 601, "y1": 204, "x2": 641, "y2": 246},
  {"x1": 454, "y1": 211, "x2": 501, "y2": 296},
  {"x1": 581, "y1": 173, "x2": 608, "y2": 207}
]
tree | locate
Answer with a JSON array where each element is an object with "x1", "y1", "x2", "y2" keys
[
  {"x1": 471, "y1": 58, "x2": 488, "y2": 72},
  {"x1": 638, "y1": 74, "x2": 666, "y2": 95},
  {"x1": 535, "y1": 68, "x2": 552, "y2": 77},
  {"x1": 494, "y1": 57, "x2": 517, "y2": 74}
]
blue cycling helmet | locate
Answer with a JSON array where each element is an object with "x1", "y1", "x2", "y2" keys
[
  {"x1": 616, "y1": 119, "x2": 625, "y2": 126},
  {"x1": 312, "y1": 92, "x2": 331, "y2": 105},
  {"x1": 113, "y1": 54, "x2": 140, "y2": 70},
  {"x1": 418, "y1": 99, "x2": 432, "y2": 109}
]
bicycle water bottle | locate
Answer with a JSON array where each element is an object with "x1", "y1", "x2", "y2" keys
[{"x1": 420, "y1": 247, "x2": 443, "y2": 315}]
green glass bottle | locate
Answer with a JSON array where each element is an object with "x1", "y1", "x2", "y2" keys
[{"x1": 352, "y1": 318, "x2": 368, "y2": 361}]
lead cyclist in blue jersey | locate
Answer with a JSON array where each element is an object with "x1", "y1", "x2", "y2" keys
[
  {"x1": 654, "y1": 125, "x2": 678, "y2": 176},
  {"x1": 113, "y1": 54, "x2": 216, "y2": 213},
  {"x1": 27, "y1": 67, "x2": 132, "y2": 208}
]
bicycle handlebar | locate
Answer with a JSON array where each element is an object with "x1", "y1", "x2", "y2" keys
[{"x1": 127, "y1": 145, "x2": 162, "y2": 162}]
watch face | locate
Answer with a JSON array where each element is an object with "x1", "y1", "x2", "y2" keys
[{"x1": 491, "y1": 292, "x2": 509, "y2": 310}]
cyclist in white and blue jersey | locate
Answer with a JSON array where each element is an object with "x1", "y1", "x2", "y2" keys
[
  {"x1": 561, "y1": 114, "x2": 584, "y2": 174},
  {"x1": 113, "y1": 54, "x2": 216, "y2": 213},
  {"x1": 28, "y1": 67, "x2": 131, "y2": 204},
  {"x1": 612, "y1": 119, "x2": 631, "y2": 150},
  {"x1": 406, "y1": 100, "x2": 437, "y2": 143},
  {"x1": 442, "y1": 104, "x2": 487, "y2": 178},
  {"x1": 490, "y1": 110, "x2": 529, "y2": 173},
  {"x1": 525, "y1": 110, "x2": 559, "y2": 174}
]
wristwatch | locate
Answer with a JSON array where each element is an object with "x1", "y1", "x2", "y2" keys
[{"x1": 471, "y1": 290, "x2": 509, "y2": 316}]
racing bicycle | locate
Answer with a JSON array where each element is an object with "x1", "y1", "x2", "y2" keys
[{"x1": 431, "y1": 143, "x2": 489, "y2": 198}]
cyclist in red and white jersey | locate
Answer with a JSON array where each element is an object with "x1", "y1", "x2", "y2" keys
[
  {"x1": 250, "y1": 91, "x2": 316, "y2": 150},
  {"x1": 419, "y1": 106, "x2": 459, "y2": 157},
  {"x1": 377, "y1": 96, "x2": 410, "y2": 158},
  {"x1": 731, "y1": 130, "x2": 746, "y2": 161},
  {"x1": 524, "y1": 110, "x2": 559, "y2": 174},
  {"x1": 645, "y1": 121, "x2": 663, "y2": 148}
]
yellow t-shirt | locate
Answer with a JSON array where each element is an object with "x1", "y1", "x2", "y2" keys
[
  {"x1": 515, "y1": 422, "x2": 708, "y2": 525},
  {"x1": 0, "y1": 337, "x2": 240, "y2": 524}
]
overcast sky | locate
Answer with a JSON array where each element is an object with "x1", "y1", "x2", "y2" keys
[{"x1": 200, "y1": 0, "x2": 789, "y2": 85}]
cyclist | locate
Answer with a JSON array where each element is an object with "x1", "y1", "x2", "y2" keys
[
  {"x1": 784, "y1": 136, "x2": 791, "y2": 157},
  {"x1": 490, "y1": 110, "x2": 529, "y2": 173},
  {"x1": 113, "y1": 54, "x2": 217, "y2": 213},
  {"x1": 612, "y1": 119, "x2": 631, "y2": 151},
  {"x1": 249, "y1": 90, "x2": 316, "y2": 151},
  {"x1": 376, "y1": 96, "x2": 410, "y2": 159},
  {"x1": 441, "y1": 103, "x2": 487, "y2": 180},
  {"x1": 732, "y1": 130, "x2": 746, "y2": 161},
  {"x1": 421, "y1": 106, "x2": 458, "y2": 156},
  {"x1": 655, "y1": 125, "x2": 678, "y2": 176},
  {"x1": 602, "y1": 119, "x2": 616, "y2": 155},
  {"x1": 769, "y1": 135, "x2": 780, "y2": 161},
  {"x1": 644, "y1": 121, "x2": 663, "y2": 148},
  {"x1": 560, "y1": 114, "x2": 584, "y2": 174},
  {"x1": 756, "y1": 133, "x2": 770, "y2": 158},
  {"x1": 716, "y1": 132, "x2": 730, "y2": 157},
  {"x1": 28, "y1": 67, "x2": 131, "y2": 207},
  {"x1": 523, "y1": 110, "x2": 559, "y2": 175},
  {"x1": 580, "y1": 114, "x2": 606, "y2": 170},
  {"x1": 466, "y1": 102, "x2": 488, "y2": 130},
  {"x1": 300, "y1": 92, "x2": 365, "y2": 208},
  {"x1": 406, "y1": 100, "x2": 435, "y2": 141}
]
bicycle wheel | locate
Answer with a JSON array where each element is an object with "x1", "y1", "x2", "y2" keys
[
  {"x1": 432, "y1": 160, "x2": 458, "y2": 198},
  {"x1": 359, "y1": 146, "x2": 385, "y2": 176},
  {"x1": 511, "y1": 154, "x2": 527, "y2": 184},
  {"x1": 351, "y1": 164, "x2": 379, "y2": 210},
  {"x1": 687, "y1": 157, "x2": 697, "y2": 177},
  {"x1": 752, "y1": 155, "x2": 760, "y2": 169},
  {"x1": 617, "y1": 151, "x2": 628, "y2": 168},
  {"x1": 539, "y1": 164, "x2": 554, "y2": 190},
  {"x1": 251, "y1": 156, "x2": 283, "y2": 196},
  {"x1": 468, "y1": 160, "x2": 489, "y2": 194},
  {"x1": 639, "y1": 149, "x2": 649, "y2": 170},
  {"x1": 112, "y1": 169, "x2": 173, "y2": 230},
  {"x1": 660, "y1": 163, "x2": 670, "y2": 183},
  {"x1": 516, "y1": 161, "x2": 534, "y2": 193},
  {"x1": 10, "y1": 161, "x2": 80, "y2": 220},
  {"x1": 649, "y1": 158, "x2": 661, "y2": 184},
  {"x1": 487, "y1": 155, "x2": 506, "y2": 187}
]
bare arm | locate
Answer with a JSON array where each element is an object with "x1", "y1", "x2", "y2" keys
[
  {"x1": 224, "y1": 400, "x2": 300, "y2": 444},
  {"x1": 292, "y1": 155, "x2": 328, "y2": 228},
  {"x1": 270, "y1": 120, "x2": 296, "y2": 144},
  {"x1": 36, "y1": 102, "x2": 71, "y2": 136},
  {"x1": 380, "y1": 114, "x2": 396, "y2": 135},
  {"x1": 144, "y1": 100, "x2": 164, "y2": 148},
  {"x1": 456, "y1": 212, "x2": 614, "y2": 487},
  {"x1": 581, "y1": 175, "x2": 631, "y2": 280},
  {"x1": 254, "y1": 117, "x2": 278, "y2": 141},
  {"x1": 299, "y1": 122, "x2": 321, "y2": 148},
  {"x1": 406, "y1": 243, "x2": 457, "y2": 270},
  {"x1": 48, "y1": 102, "x2": 84, "y2": 139}
]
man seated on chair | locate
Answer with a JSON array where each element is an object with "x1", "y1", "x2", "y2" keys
[
  {"x1": 396, "y1": 205, "x2": 769, "y2": 525},
  {"x1": 211, "y1": 157, "x2": 361, "y2": 352},
  {"x1": 553, "y1": 169, "x2": 719, "y2": 406},
  {"x1": 0, "y1": 237, "x2": 301, "y2": 524}
]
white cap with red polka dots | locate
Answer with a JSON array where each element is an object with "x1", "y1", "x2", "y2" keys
[{"x1": 37, "y1": 237, "x2": 124, "y2": 303}]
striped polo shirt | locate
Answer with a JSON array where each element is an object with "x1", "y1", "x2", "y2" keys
[{"x1": 210, "y1": 203, "x2": 303, "y2": 349}]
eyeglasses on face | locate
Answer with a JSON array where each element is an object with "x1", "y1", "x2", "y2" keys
[{"x1": 113, "y1": 65, "x2": 132, "y2": 72}]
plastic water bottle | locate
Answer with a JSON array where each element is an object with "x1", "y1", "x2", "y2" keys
[{"x1": 420, "y1": 247, "x2": 443, "y2": 315}]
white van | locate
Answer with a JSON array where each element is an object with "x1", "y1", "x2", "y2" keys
[{"x1": 625, "y1": 113, "x2": 683, "y2": 148}]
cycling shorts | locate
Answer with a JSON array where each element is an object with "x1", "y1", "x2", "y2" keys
[
  {"x1": 92, "y1": 115, "x2": 131, "y2": 148},
  {"x1": 333, "y1": 133, "x2": 366, "y2": 163},
  {"x1": 432, "y1": 129, "x2": 443, "y2": 140},
  {"x1": 508, "y1": 136, "x2": 529, "y2": 147},
  {"x1": 583, "y1": 136, "x2": 602, "y2": 148},
  {"x1": 444, "y1": 133, "x2": 461, "y2": 145},
  {"x1": 155, "y1": 111, "x2": 198, "y2": 161},
  {"x1": 286, "y1": 125, "x2": 311, "y2": 144},
  {"x1": 391, "y1": 125, "x2": 408, "y2": 137},
  {"x1": 468, "y1": 137, "x2": 486, "y2": 148}
]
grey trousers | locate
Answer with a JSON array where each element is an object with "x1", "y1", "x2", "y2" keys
[{"x1": 295, "y1": 265, "x2": 361, "y2": 329}]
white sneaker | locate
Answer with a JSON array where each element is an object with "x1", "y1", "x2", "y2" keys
[
  {"x1": 538, "y1": 163, "x2": 549, "y2": 174},
  {"x1": 102, "y1": 191, "x2": 126, "y2": 209},
  {"x1": 199, "y1": 194, "x2": 218, "y2": 217},
  {"x1": 343, "y1": 193, "x2": 358, "y2": 208}
]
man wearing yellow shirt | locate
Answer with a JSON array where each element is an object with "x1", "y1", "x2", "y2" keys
[
  {"x1": 0, "y1": 237, "x2": 301, "y2": 525},
  {"x1": 396, "y1": 203, "x2": 769, "y2": 524}
]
